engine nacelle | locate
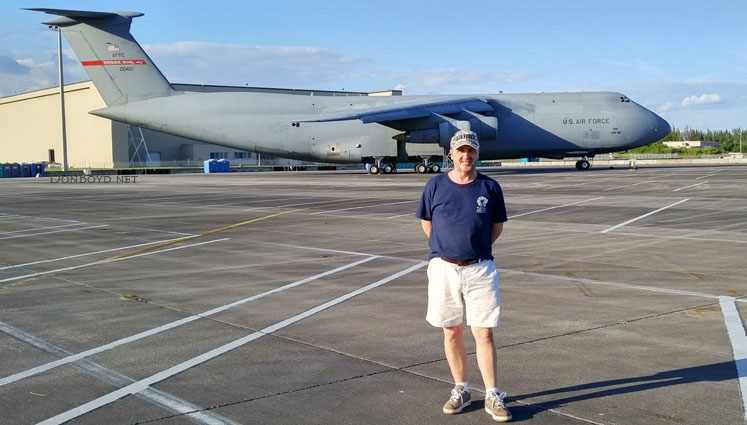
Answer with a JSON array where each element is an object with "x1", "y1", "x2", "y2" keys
[{"x1": 405, "y1": 116, "x2": 498, "y2": 148}]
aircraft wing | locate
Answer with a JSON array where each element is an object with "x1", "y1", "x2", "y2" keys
[{"x1": 299, "y1": 96, "x2": 493, "y2": 124}]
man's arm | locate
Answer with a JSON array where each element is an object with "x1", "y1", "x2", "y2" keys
[
  {"x1": 421, "y1": 220, "x2": 432, "y2": 237},
  {"x1": 490, "y1": 222, "x2": 504, "y2": 244}
]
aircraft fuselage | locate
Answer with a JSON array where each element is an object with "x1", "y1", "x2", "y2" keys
[{"x1": 92, "y1": 90, "x2": 668, "y2": 164}]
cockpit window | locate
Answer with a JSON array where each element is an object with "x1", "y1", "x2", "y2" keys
[{"x1": 620, "y1": 96, "x2": 631, "y2": 103}]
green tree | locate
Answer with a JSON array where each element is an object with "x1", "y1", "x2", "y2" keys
[{"x1": 621, "y1": 127, "x2": 746, "y2": 155}]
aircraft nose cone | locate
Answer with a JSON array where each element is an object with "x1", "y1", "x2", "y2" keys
[
  {"x1": 640, "y1": 108, "x2": 671, "y2": 144},
  {"x1": 653, "y1": 113, "x2": 671, "y2": 137}
]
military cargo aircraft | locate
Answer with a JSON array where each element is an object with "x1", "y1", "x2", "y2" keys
[{"x1": 30, "y1": 8, "x2": 670, "y2": 172}]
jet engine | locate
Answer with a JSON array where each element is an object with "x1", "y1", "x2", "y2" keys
[{"x1": 404, "y1": 114, "x2": 497, "y2": 148}]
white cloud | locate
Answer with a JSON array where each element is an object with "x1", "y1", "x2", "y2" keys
[
  {"x1": 391, "y1": 68, "x2": 536, "y2": 89},
  {"x1": 0, "y1": 50, "x2": 88, "y2": 98},
  {"x1": 681, "y1": 93, "x2": 721, "y2": 107},
  {"x1": 143, "y1": 42, "x2": 367, "y2": 87},
  {"x1": 658, "y1": 102, "x2": 673, "y2": 113}
]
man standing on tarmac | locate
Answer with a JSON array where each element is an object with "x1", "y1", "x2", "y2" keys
[{"x1": 415, "y1": 129, "x2": 511, "y2": 422}]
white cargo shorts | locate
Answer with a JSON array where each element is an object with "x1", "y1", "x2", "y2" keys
[{"x1": 426, "y1": 257, "x2": 501, "y2": 328}]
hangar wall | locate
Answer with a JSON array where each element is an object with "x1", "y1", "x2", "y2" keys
[{"x1": 0, "y1": 81, "x2": 125, "y2": 168}]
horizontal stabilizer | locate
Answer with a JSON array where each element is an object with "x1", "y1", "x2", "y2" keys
[{"x1": 25, "y1": 8, "x2": 143, "y2": 21}]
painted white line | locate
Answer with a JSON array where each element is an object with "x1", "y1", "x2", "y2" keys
[
  {"x1": 267, "y1": 199, "x2": 330, "y2": 208},
  {"x1": 603, "y1": 181, "x2": 655, "y2": 191},
  {"x1": 0, "y1": 256, "x2": 378, "y2": 387},
  {"x1": 618, "y1": 232, "x2": 747, "y2": 246},
  {"x1": 0, "y1": 322, "x2": 239, "y2": 425},
  {"x1": 600, "y1": 199, "x2": 689, "y2": 234},
  {"x1": 0, "y1": 225, "x2": 107, "y2": 240},
  {"x1": 0, "y1": 238, "x2": 228, "y2": 284},
  {"x1": 36, "y1": 261, "x2": 428, "y2": 425},
  {"x1": 0, "y1": 214, "x2": 84, "y2": 224},
  {"x1": 673, "y1": 181, "x2": 708, "y2": 192},
  {"x1": 719, "y1": 296, "x2": 747, "y2": 424},
  {"x1": 386, "y1": 212, "x2": 415, "y2": 219},
  {"x1": 240, "y1": 239, "x2": 424, "y2": 263},
  {"x1": 648, "y1": 172, "x2": 682, "y2": 180},
  {"x1": 310, "y1": 200, "x2": 416, "y2": 215},
  {"x1": 0, "y1": 237, "x2": 186, "y2": 271},
  {"x1": 696, "y1": 173, "x2": 719, "y2": 180},
  {"x1": 502, "y1": 269, "x2": 725, "y2": 300},
  {"x1": 111, "y1": 226, "x2": 196, "y2": 237},
  {"x1": 508, "y1": 197, "x2": 603, "y2": 219},
  {"x1": 0, "y1": 222, "x2": 85, "y2": 235}
]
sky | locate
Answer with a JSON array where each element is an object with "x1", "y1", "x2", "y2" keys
[{"x1": 1, "y1": 0, "x2": 746, "y2": 131}]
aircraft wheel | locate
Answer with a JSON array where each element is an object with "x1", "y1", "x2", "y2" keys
[
  {"x1": 369, "y1": 165, "x2": 380, "y2": 174},
  {"x1": 383, "y1": 164, "x2": 394, "y2": 174},
  {"x1": 576, "y1": 160, "x2": 590, "y2": 170},
  {"x1": 415, "y1": 163, "x2": 427, "y2": 174},
  {"x1": 430, "y1": 163, "x2": 441, "y2": 173}
]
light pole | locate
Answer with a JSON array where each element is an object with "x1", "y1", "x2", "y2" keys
[{"x1": 50, "y1": 25, "x2": 68, "y2": 171}]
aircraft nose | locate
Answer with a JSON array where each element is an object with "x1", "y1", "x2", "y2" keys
[
  {"x1": 651, "y1": 112, "x2": 671, "y2": 139},
  {"x1": 634, "y1": 105, "x2": 671, "y2": 145}
]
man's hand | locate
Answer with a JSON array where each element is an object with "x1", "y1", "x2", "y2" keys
[
  {"x1": 421, "y1": 220, "x2": 432, "y2": 237},
  {"x1": 490, "y1": 222, "x2": 504, "y2": 244}
]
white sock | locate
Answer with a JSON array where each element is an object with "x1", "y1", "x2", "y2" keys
[
  {"x1": 486, "y1": 387, "x2": 499, "y2": 395},
  {"x1": 455, "y1": 382, "x2": 470, "y2": 392}
]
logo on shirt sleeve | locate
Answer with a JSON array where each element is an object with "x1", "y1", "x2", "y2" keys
[{"x1": 476, "y1": 196, "x2": 489, "y2": 213}]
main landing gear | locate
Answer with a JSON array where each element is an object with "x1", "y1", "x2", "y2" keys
[
  {"x1": 414, "y1": 162, "x2": 440, "y2": 174},
  {"x1": 414, "y1": 156, "x2": 441, "y2": 174},
  {"x1": 575, "y1": 159, "x2": 591, "y2": 170},
  {"x1": 367, "y1": 156, "x2": 442, "y2": 175},
  {"x1": 368, "y1": 158, "x2": 397, "y2": 174}
]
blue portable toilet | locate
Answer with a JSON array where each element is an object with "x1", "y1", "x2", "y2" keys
[
  {"x1": 21, "y1": 163, "x2": 32, "y2": 177},
  {"x1": 0, "y1": 164, "x2": 4, "y2": 178},
  {"x1": 34, "y1": 163, "x2": 46, "y2": 177},
  {"x1": 217, "y1": 159, "x2": 229, "y2": 172},
  {"x1": 11, "y1": 163, "x2": 21, "y2": 177},
  {"x1": 29, "y1": 162, "x2": 37, "y2": 177},
  {"x1": 203, "y1": 159, "x2": 217, "y2": 173},
  {"x1": 2, "y1": 164, "x2": 10, "y2": 178}
]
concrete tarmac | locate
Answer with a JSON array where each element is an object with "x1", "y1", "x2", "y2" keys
[{"x1": 0, "y1": 164, "x2": 745, "y2": 425}]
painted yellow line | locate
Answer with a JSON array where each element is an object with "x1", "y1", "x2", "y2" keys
[
  {"x1": 105, "y1": 198, "x2": 377, "y2": 261},
  {"x1": 105, "y1": 236, "x2": 198, "y2": 260},
  {"x1": 105, "y1": 209, "x2": 306, "y2": 260},
  {"x1": 200, "y1": 209, "x2": 303, "y2": 236}
]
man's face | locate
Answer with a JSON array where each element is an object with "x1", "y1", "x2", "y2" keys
[{"x1": 450, "y1": 145, "x2": 479, "y2": 173}]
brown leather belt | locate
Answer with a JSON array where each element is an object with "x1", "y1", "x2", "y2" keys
[{"x1": 440, "y1": 257, "x2": 481, "y2": 266}]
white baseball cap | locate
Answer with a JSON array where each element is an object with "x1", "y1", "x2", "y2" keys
[{"x1": 450, "y1": 129, "x2": 480, "y2": 151}]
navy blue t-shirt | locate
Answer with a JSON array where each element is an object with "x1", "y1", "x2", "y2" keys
[{"x1": 415, "y1": 172, "x2": 507, "y2": 260}]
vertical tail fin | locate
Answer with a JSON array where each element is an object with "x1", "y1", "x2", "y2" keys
[{"x1": 28, "y1": 8, "x2": 175, "y2": 106}]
